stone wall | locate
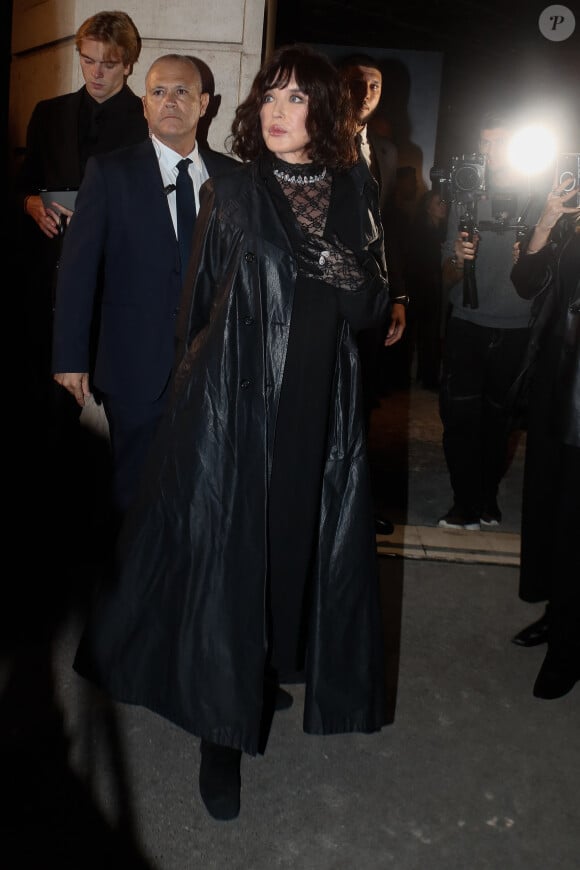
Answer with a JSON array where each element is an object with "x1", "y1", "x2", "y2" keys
[{"x1": 9, "y1": 0, "x2": 268, "y2": 164}]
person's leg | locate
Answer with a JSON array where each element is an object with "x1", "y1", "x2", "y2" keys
[
  {"x1": 481, "y1": 327, "x2": 529, "y2": 520},
  {"x1": 46, "y1": 382, "x2": 99, "y2": 564},
  {"x1": 533, "y1": 443, "x2": 580, "y2": 698},
  {"x1": 512, "y1": 345, "x2": 556, "y2": 645},
  {"x1": 357, "y1": 323, "x2": 385, "y2": 432},
  {"x1": 102, "y1": 390, "x2": 167, "y2": 519},
  {"x1": 518, "y1": 363, "x2": 555, "y2": 603},
  {"x1": 439, "y1": 317, "x2": 487, "y2": 523}
]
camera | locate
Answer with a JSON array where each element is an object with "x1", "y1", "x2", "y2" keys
[
  {"x1": 557, "y1": 152, "x2": 580, "y2": 207},
  {"x1": 430, "y1": 153, "x2": 487, "y2": 203},
  {"x1": 431, "y1": 153, "x2": 493, "y2": 311}
]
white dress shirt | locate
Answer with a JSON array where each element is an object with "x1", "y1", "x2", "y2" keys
[
  {"x1": 151, "y1": 134, "x2": 209, "y2": 238},
  {"x1": 359, "y1": 125, "x2": 372, "y2": 167}
]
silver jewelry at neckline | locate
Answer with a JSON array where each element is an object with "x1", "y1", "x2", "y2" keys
[{"x1": 273, "y1": 167, "x2": 327, "y2": 185}]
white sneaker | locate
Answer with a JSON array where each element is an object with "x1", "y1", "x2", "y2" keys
[{"x1": 438, "y1": 507, "x2": 480, "y2": 531}]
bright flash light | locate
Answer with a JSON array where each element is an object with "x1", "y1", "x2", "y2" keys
[{"x1": 508, "y1": 125, "x2": 557, "y2": 175}]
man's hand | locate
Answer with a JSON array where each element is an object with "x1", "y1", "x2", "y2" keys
[
  {"x1": 53, "y1": 372, "x2": 91, "y2": 407},
  {"x1": 384, "y1": 302, "x2": 406, "y2": 346},
  {"x1": 24, "y1": 194, "x2": 62, "y2": 239},
  {"x1": 25, "y1": 194, "x2": 73, "y2": 239}
]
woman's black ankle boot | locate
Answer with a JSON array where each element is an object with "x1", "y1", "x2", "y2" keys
[{"x1": 199, "y1": 740, "x2": 242, "y2": 820}]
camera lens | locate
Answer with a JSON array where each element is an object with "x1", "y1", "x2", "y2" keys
[{"x1": 454, "y1": 165, "x2": 480, "y2": 191}]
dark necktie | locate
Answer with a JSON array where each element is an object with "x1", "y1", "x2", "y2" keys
[{"x1": 176, "y1": 158, "x2": 196, "y2": 277}]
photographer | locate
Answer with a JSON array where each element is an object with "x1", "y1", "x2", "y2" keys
[
  {"x1": 509, "y1": 179, "x2": 579, "y2": 699},
  {"x1": 437, "y1": 111, "x2": 541, "y2": 530}
]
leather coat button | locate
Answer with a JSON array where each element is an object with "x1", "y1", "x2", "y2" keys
[
  {"x1": 243, "y1": 316, "x2": 254, "y2": 325},
  {"x1": 244, "y1": 252, "x2": 255, "y2": 263},
  {"x1": 240, "y1": 379, "x2": 251, "y2": 390}
]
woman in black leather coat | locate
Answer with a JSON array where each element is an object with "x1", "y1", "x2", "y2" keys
[
  {"x1": 510, "y1": 180, "x2": 580, "y2": 699},
  {"x1": 73, "y1": 44, "x2": 393, "y2": 820}
]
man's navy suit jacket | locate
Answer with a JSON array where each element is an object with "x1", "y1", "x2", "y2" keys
[{"x1": 52, "y1": 138, "x2": 237, "y2": 403}]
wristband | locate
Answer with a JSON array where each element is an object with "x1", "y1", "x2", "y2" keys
[{"x1": 392, "y1": 295, "x2": 410, "y2": 307}]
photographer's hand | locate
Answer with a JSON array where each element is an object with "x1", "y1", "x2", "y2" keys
[
  {"x1": 455, "y1": 230, "x2": 479, "y2": 264},
  {"x1": 527, "y1": 180, "x2": 580, "y2": 255},
  {"x1": 443, "y1": 230, "x2": 479, "y2": 289}
]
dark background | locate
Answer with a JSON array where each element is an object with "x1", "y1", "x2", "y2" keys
[
  {"x1": 275, "y1": 0, "x2": 580, "y2": 162},
  {"x1": 1, "y1": 1, "x2": 12, "y2": 185}
]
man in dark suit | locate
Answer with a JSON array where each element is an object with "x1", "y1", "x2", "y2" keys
[
  {"x1": 338, "y1": 53, "x2": 408, "y2": 534},
  {"x1": 337, "y1": 53, "x2": 408, "y2": 386},
  {"x1": 17, "y1": 11, "x2": 148, "y2": 407},
  {"x1": 337, "y1": 54, "x2": 398, "y2": 214},
  {"x1": 52, "y1": 54, "x2": 237, "y2": 520}
]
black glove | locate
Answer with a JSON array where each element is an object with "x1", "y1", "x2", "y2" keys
[
  {"x1": 295, "y1": 233, "x2": 365, "y2": 289},
  {"x1": 295, "y1": 235, "x2": 330, "y2": 280}
]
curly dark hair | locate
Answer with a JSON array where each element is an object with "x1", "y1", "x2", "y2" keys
[{"x1": 229, "y1": 44, "x2": 358, "y2": 170}]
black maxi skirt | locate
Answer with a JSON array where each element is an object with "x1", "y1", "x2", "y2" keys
[{"x1": 267, "y1": 274, "x2": 339, "y2": 677}]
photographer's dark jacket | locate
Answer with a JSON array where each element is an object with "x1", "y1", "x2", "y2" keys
[
  {"x1": 510, "y1": 216, "x2": 580, "y2": 447},
  {"x1": 74, "y1": 157, "x2": 390, "y2": 755}
]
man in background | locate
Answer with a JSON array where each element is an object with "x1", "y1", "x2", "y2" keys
[
  {"x1": 17, "y1": 10, "x2": 148, "y2": 414},
  {"x1": 337, "y1": 54, "x2": 398, "y2": 213},
  {"x1": 16, "y1": 10, "x2": 148, "y2": 567},
  {"x1": 437, "y1": 110, "x2": 540, "y2": 530},
  {"x1": 338, "y1": 53, "x2": 408, "y2": 534}
]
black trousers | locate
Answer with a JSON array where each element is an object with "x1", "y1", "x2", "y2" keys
[
  {"x1": 439, "y1": 317, "x2": 529, "y2": 517},
  {"x1": 102, "y1": 387, "x2": 168, "y2": 519}
]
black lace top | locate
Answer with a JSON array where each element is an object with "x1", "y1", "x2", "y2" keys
[{"x1": 270, "y1": 157, "x2": 365, "y2": 289}]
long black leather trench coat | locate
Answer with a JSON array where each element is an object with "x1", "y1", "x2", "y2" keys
[
  {"x1": 510, "y1": 216, "x2": 580, "y2": 447},
  {"x1": 76, "y1": 157, "x2": 391, "y2": 755}
]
